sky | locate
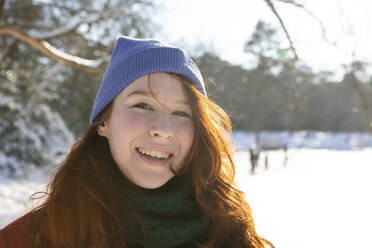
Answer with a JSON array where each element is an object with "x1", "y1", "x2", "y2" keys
[{"x1": 153, "y1": 0, "x2": 372, "y2": 79}]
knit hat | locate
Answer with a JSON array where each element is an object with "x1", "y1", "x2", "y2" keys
[{"x1": 89, "y1": 36, "x2": 207, "y2": 124}]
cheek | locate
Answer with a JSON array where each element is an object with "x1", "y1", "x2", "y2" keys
[
  {"x1": 176, "y1": 121, "x2": 195, "y2": 152},
  {"x1": 108, "y1": 111, "x2": 150, "y2": 153},
  {"x1": 112, "y1": 110, "x2": 150, "y2": 134}
]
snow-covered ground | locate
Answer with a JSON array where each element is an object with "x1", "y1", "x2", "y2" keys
[
  {"x1": 233, "y1": 130, "x2": 372, "y2": 150},
  {"x1": 235, "y1": 148, "x2": 372, "y2": 248},
  {"x1": 0, "y1": 168, "x2": 50, "y2": 227},
  {"x1": 0, "y1": 131, "x2": 371, "y2": 248}
]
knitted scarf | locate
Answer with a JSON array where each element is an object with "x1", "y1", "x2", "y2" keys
[{"x1": 121, "y1": 175, "x2": 210, "y2": 248}]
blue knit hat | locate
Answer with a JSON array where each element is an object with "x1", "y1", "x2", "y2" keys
[{"x1": 89, "y1": 36, "x2": 207, "y2": 124}]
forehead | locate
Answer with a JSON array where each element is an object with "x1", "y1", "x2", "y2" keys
[{"x1": 116, "y1": 72, "x2": 189, "y2": 102}]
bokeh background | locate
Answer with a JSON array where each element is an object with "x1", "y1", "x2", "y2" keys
[{"x1": 1, "y1": 0, "x2": 372, "y2": 247}]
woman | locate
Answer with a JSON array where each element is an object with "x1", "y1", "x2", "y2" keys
[{"x1": 0, "y1": 37, "x2": 274, "y2": 248}]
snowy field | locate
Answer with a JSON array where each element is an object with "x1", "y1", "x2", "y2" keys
[
  {"x1": 1, "y1": 130, "x2": 371, "y2": 248},
  {"x1": 235, "y1": 148, "x2": 372, "y2": 248},
  {"x1": 0, "y1": 168, "x2": 50, "y2": 228}
]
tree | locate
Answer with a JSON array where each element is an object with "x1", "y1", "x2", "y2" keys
[
  {"x1": 263, "y1": 0, "x2": 372, "y2": 132},
  {"x1": 0, "y1": 0, "x2": 154, "y2": 70},
  {"x1": 242, "y1": 21, "x2": 293, "y2": 144},
  {"x1": 0, "y1": 0, "x2": 155, "y2": 175},
  {"x1": 195, "y1": 21, "x2": 370, "y2": 134}
]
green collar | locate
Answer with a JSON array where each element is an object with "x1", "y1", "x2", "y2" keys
[{"x1": 122, "y1": 175, "x2": 210, "y2": 248}]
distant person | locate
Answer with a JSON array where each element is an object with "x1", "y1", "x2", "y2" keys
[
  {"x1": 283, "y1": 144, "x2": 288, "y2": 166},
  {"x1": 264, "y1": 153, "x2": 269, "y2": 170},
  {"x1": 250, "y1": 145, "x2": 260, "y2": 174},
  {"x1": 0, "y1": 37, "x2": 274, "y2": 248}
]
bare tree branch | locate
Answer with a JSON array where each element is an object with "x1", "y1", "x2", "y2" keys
[
  {"x1": 27, "y1": 8, "x2": 124, "y2": 40},
  {"x1": 0, "y1": 7, "x2": 122, "y2": 71},
  {"x1": 8, "y1": 20, "x2": 51, "y2": 31},
  {"x1": 275, "y1": 0, "x2": 302, "y2": 7},
  {"x1": 263, "y1": 0, "x2": 298, "y2": 60},
  {"x1": 0, "y1": 25, "x2": 110, "y2": 72},
  {"x1": 6, "y1": 2, "x2": 96, "y2": 16},
  {"x1": 276, "y1": 0, "x2": 371, "y2": 131},
  {"x1": 29, "y1": 13, "x2": 103, "y2": 40},
  {"x1": 36, "y1": 3, "x2": 97, "y2": 15},
  {"x1": 275, "y1": 0, "x2": 337, "y2": 46}
]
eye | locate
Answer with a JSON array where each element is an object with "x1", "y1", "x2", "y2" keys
[
  {"x1": 133, "y1": 103, "x2": 152, "y2": 110},
  {"x1": 173, "y1": 111, "x2": 191, "y2": 118}
]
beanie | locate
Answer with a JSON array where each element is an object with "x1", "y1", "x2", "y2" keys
[{"x1": 89, "y1": 36, "x2": 207, "y2": 124}]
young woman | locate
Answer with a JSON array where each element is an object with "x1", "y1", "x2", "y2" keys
[{"x1": 0, "y1": 37, "x2": 274, "y2": 248}]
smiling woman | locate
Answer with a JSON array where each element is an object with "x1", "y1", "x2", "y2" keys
[
  {"x1": 0, "y1": 37, "x2": 274, "y2": 248},
  {"x1": 97, "y1": 73, "x2": 195, "y2": 189}
]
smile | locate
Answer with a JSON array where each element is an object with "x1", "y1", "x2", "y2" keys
[{"x1": 136, "y1": 148, "x2": 173, "y2": 160}]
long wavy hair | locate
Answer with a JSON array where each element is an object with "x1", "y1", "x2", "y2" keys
[{"x1": 32, "y1": 73, "x2": 274, "y2": 248}]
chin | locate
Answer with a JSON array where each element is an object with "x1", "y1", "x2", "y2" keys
[{"x1": 136, "y1": 176, "x2": 173, "y2": 189}]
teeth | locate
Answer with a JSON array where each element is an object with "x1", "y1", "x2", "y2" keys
[{"x1": 138, "y1": 148, "x2": 170, "y2": 159}]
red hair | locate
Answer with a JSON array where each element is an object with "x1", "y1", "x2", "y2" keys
[
  {"x1": 32, "y1": 73, "x2": 274, "y2": 248},
  {"x1": 177, "y1": 75, "x2": 273, "y2": 247}
]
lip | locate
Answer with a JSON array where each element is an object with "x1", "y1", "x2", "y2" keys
[{"x1": 135, "y1": 146, "x2": 175, "y2": 166}]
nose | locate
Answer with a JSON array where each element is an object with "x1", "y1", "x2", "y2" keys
[{"x1": 150, "y1": 111, "x2": 175, "y2": 140}]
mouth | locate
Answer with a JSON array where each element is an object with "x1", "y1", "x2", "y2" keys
[{"x1": 135, "y1": 147, "x2": 174, "y2": 161}]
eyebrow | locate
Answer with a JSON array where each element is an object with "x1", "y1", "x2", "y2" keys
[{"x1": 126, "y1": 90, "x2": 190, "y2": 105}]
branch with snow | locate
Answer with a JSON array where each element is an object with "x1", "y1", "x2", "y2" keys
[
  {"x1": 0, "y1": 25, "x2": 110, "y2": 72},
  {"x1": 29, "y1": 17, "x2": 98, "y2": 40},
  {"x1": 28, "y1": 9, "x2": 120, "y2": 40}
]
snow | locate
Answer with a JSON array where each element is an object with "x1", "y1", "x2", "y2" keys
[
  {"x1": 0, "y1": 171, "x2": 48, "y2": 228},
  {"x1": 29, "y1": 14, "x2": 102, "y2": 40},
  {"x1": 0, "y1": 131, "x2": 371, "y2": 248},
  {"x1": 41, "y1": 41, "x2": 110, "y2": 68},
  {"x1": 0, "y1": 91, "x2": 74, "y2": 177},
  {"x1": 235, "y1": 148, "x2": 372, "y2": 248},
  {"x1": 233, "y1": 130, "x2": 372, "y2": 150}
]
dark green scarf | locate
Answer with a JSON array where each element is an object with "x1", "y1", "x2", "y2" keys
[{"x1": 121, "y1": 175, "x2": 210, "y2": 248}]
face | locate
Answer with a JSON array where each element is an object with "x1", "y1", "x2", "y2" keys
[{"x1": 98, "y1": 72, "x2": 195, "y2": 189}]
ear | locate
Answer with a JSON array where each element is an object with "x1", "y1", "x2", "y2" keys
[{"x1": 97, "y1": 122, "x2": 108, "y2": 137}]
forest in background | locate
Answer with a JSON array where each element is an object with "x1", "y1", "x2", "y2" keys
[
  {"x1": 196, "y1": 21, "x2": 372, "y2": 133},
  {"x1": 1, "y1": 0, "x2": 371, "y2": 174}
]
